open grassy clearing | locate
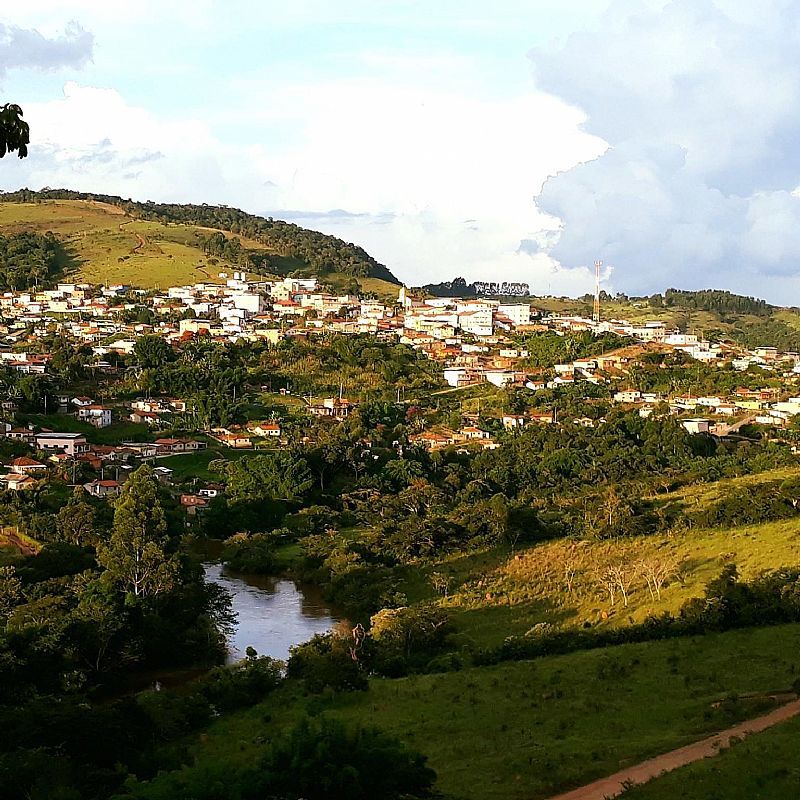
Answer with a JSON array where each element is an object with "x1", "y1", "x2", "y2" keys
[
  {"x1": 19, "y1": 413, "x2": 153, "y2": 444},
  {"x1": 620, "y1": 710, "x2": 800, "y2": 799},
  {"x1": 0, "y1": 200, "x2": 284, "y2": 288},
  {"x1": 416, "y1": 509, "x2": 800, "y2": 649},
  {"x1": 652, "y1": 465, "x2": 800, "y2": 511},
  {"x1": 126, "y1": 623, "x2": 800, "y2": 800},
  {"x1": 0, "y1": 200, "x2": 400, "y2": 292},
  {"x1": 528, "y1": 295, "x2": 767, "y2": 340},
  {"x1": 157, "y1": 447, "x2": 263, "y2": 482}
]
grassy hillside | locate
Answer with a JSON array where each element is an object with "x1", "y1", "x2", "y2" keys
[
  {"x1": 1, "y1": 189, "x2": 399, "y2": 285},
  {"x1": 0, "y1": 199, "x2": 400, "y2": 293},
  {"x1": 397, "y1": 467, "x2": 800, "y2": 648},
  {"x1": 126, "y1": 623, "x2": 800, "y2": 800}
]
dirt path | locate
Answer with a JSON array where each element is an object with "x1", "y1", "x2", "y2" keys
[{"x1": 545, "y1": 697, "x2": 800, "y2": 800}]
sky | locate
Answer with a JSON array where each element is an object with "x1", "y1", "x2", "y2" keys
[{"x1": 1, "y1": 1, "x2": 800, "y2": 302}]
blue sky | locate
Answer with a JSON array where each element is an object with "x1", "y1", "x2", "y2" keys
[{"x1": 3, "y1": 1, "x2": 800, "y2": 302}]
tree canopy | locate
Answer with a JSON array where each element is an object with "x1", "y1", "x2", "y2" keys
[{"x1": 0, "y1": 104, "x2": 29, "y2": 158}]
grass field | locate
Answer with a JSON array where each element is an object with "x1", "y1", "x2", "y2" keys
[
  {"x1": 19, "y1": 413, "x2": 153, "y2": 445},
  {"x1": 0, "y1": 200, "x2": 287, "y2": 288},
  {"x1": 0, "y1": 200, "x2": 401, "y2": 293},
  {"x1": 126, "y1": 623, "x2": 800, "y2": 800},
  {"x1": 529, "y1": 295, "x2": 768, "y2": 341},
  {"x1": 393, "y1": 467, "x2": 800, "y2": 648},
  {"x1": 157, "y1": 447, "x2": 264, "y2": 482},
  {"x1": 437, "y1": 516, "x2": 800, "y2": 648},
  {"x1": 619, "y1": 713, "x2": 800, "y2": 799}
]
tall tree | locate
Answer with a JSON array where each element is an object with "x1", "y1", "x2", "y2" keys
[
  {"x1": 56, "y1": 488, "x2": 97, "y2": 546},
  {"x1": 97, "y1": 465, "x2": 178, "y2": 599},
  {"x1": 0, "y1": 104, "x2": 29, "y2": 158}
]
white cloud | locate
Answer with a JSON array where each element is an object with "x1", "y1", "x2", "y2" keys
[
  {"x1": 0, "y1": 20, "x2": 92, "y2": 76},
  {"x1": 3, "y1": 74, "x2": 604, "y2": 291},
  {"x1": 531, "y1": 0, "x2": 800, "y2": 302}
]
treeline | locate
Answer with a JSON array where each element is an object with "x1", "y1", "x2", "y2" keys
[
  {"x1": 0, "y1": 188, "x2": 399, "y2": 282},
  {"x1": 0, "y1": 466, "x2": 236, "y2": 799},
  {"x1": 423, "y1": 276, "x2": 479, "y2": 297},
  {"x1": 649, "y1": 288, "x2": 772, "y2": 316},
  {"x1": 0, "y1": 231, "x2": 67, "y2": 289},
  {"x1": 730, "y1": 318, "x2": 800, "y2": 353},
  {"x1": 626, "y1": 351, "x2": 780, "y2": 395}
]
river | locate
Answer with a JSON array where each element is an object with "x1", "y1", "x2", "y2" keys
[{"x1": 203, "y1": 563, "x2": 340, "y2": 663}]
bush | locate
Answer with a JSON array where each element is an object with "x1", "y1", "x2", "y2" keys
[
  {"x1": 255, "y1": 716, "x2": 437, "y2": 800},
  {"x1": 221, "y1": 532, "x2": 277, "y2": 574},
  {"x1": 202, "y1": 655, "x2": 283, "y2": 712},
  {"x1": 286, "y1": 632, "x2": 368, "y2": 693},
  {"x1": 370, "y1": 605, "x2": 452, "y2": 675}
]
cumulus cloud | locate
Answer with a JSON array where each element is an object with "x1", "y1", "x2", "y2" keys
[
  {"x1": 530, "y1": 0, "x2": 800, "y2": 302},
  {"x1": 2, "y1": 72, "x2": 604, "y2": 291},
  {"x1": 0, "y1": 21, "x2": 92, "y2": 76}
]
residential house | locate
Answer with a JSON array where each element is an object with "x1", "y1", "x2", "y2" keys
[
  {"x1": 681, "y1": 418, "x2": 711, "y2": 434},
  {"x1": 208, "y1": 430, "x2": 253, "y2": 448},
  {"x1": 181, "y1": 494, "x2": 209, "y2": 515},
  {"x1": 71, "y1": 396, "x2": 94, "y2": 408},
  {"x1": 8, "y1": 456, "x2": 47, "y2": 476},
  {"x1": 409, "y1": 430, "x2": 455, "y2": 451},
  {"x1": 35, "y1": 432, "x2": 89, "y2": 456},
  {"x1": 502, "y1": 414, "x2": 528, "y2": 430},
  {"x1": 77, "y1": 405, "x2": 113, "y2": 428},
  {"x1": 457, "y1": 426, "x2": 491, "y2": 441},
  {"x1": 309, "y1": 398, "x2": 353, "y2": 419},
  {"x1": 249, "y1": 422, "x2": 282, "y2": 438},
  {"x1": 0, "y1": 472, "x2": 37, "y2": 491},
  {"x1": 84, "y1": 479, "x2": 122, "y2": 498}
]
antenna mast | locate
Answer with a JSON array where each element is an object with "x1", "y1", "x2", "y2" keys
[{"x1": 593, "y1": 260, "x2": 602, "y2": 324}]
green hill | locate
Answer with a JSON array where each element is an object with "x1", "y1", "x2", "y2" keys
[{"x1": 0, "y1": 189, "x2": 400, "y2": 289}]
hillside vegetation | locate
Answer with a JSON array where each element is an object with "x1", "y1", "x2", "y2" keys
[
  {"x1": 0, "y1": 190, "x2": 399, "y2": 288},
  {"x1": 122, "y1": 623, "x2": 800, "y2": 800}
]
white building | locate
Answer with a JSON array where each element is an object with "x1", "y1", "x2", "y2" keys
[
  {"x1": 497, "y1": 304, "x2": 531, "y2": 327},
  {"x1": 681, "y1": 418, "x2": 711, "y2": 434},
  {"x1": 77, "y1": 406, "x2": 113, "y2": 428}
]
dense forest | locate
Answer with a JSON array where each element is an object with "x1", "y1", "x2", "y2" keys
[
  {"x1": 0, "y1": 231, "x2": 68, "y2": 289},
  {"x1": 0, "y1": 188, "x2": 398, "y2": 283},
  {"x1": 651, "y1": 288, "x2": 772, "y2": 316},
  {"x1": 729, "y1": 318, "x2": 800, "y2": 352}
]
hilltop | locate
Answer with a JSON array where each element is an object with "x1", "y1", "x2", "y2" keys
[{"x1": 0, "y1": 189, "x2": 400, "y2": 292}]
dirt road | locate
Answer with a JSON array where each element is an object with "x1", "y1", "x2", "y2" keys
[{"x1": 545, "y1": 697, "x2": 800, "y2": 800}]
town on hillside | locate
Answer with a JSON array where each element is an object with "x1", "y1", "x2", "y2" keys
[{"x1": 0, "y1": 274, "x2": 798, "y2": 504}]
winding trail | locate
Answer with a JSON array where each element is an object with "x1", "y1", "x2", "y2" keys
[{"x1": 545, "y1": 696, "x2": 800, "y2": 800}]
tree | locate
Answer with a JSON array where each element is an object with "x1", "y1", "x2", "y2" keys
[
  {"x1": 56, "y1": 488, "x2": 97, "y2": 545},
  {"x1": 370, "y1": 604, "x2": 451, "y2": 660},
  {"x1": 97, "y1": 465, "x2": 178, "y2": 599},
  {"x1": 258, "y1": 716, "x2": 437, "y2": 800},
  {"x1": 637, "y1": 555, "x2": 679, "y2": 601},
  {"x1": 0, "y1": 104, "x2": 29, "y2": 158},
  {"x1": 133, "y1": 334, "x2": 174, "y2": 368},
  {"x1": 0, "y1": 566, "x2": 22, "y2": 616}
]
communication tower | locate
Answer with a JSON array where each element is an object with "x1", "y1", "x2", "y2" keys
[{"x1": 593, "y1": 260, "x2": 602, "y2": 323}]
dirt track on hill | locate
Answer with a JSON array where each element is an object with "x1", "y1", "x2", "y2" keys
[{"x1": 545, "y1": 696, "x2": 800, "y2": 800}]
